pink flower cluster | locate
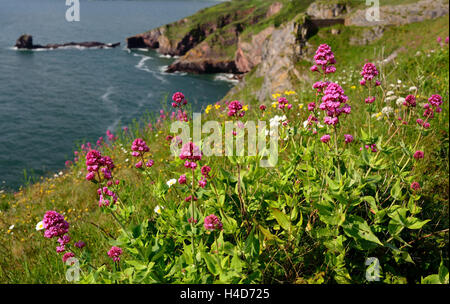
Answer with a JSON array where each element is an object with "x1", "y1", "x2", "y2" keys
[
  {"x1": 56, "y1": 234, "x2": 71, "y2": 253},
  {"x1": 107, "y1": 246, "x2": 123, "y2": 262},
  {"x1": 171, "y1": 92, "x2": 187, "y2": 108},
  {"x1": 360, "y1": 63, "x2": 381, "y2": 85},
  {"x1": 344, "y1": 134, "x2": 354, "y2": 143},
  {"x1": 131, "y1": 138, "x2": 149, "y2": 156},
  {"x1": 180, "y1": 142, "x2": 202, "y2": 169},
  {"x1": 320, "y1": 134, "x2": 331, "y2": 143},
  {"x1": 106, "y1": 130, "x2": 117, "y2": 142},
  {"x1": 312, "y1": 81, "x2": 329, "y2": 94},
  {"x1": 227, "y1": 100, "x2": 245, "y2": 117},
  {"x1": 416, "y1": 118, "x2": 430, "y2": 129},
  {"x1": 43, "y1": 211, "x2": 69, "y2": 239},
  {"x1": 403, "y1": 95, "x2": 416, "y2": 107},
  {"x1": 423, "y1": 94, "x2": 444, "y2": 120},
  {"x1": 62, "y1": 252, "x2": 75, "y2": 263},
  {"x1": 204, "y1": 214, "x2": 223, "y2": 231},
  {"x1": 85, "y1": 150, "x2": 115, "y2": 182},
  {"x1": 410, "y1": 182, "x2": 421, "y2": 191},
  {"x1": 75, "y1": 241, "x2": 86, "y2": 249},
  {"x1": 97, "y1": 186, "x2": 118, "y2": 207},
  {"x1": 277, "y1": 97, "x2": 293, "y2": 111},
  {"x1": 361, "y1": 144, "x2": 377, "y2": 153},
  {"x1": 131, "y1": 138, "x2": 154, "y2": 169},
  {"x1": 197, "y1": 165, "x2": 212, "y2": 188},
  {"x1": 319, "y1": 82, "x2": 351, "y2": 126},
  {"x1": 413, "y1": 150, "x2": 424, "y2": 160},
  {"x1": 310, "y1": 44, "x2": 336, "y2": 74},
  {"x1": 178, "y1": 174, "x2": 187, "y2": 184},
  {"x1": 170, "y1": 92, "x2": 189, "y2": 122}
]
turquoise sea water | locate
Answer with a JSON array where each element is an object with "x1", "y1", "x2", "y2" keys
[{"x1": 0, "y1": 0, "x2": 233, "y2": 190}]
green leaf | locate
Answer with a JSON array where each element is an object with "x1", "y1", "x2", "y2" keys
[
  {"x1": 421, "y1": 274, "x2": 441, "y2": 284},
  {"x1": 244, "y1": 228, "x2": 260, "y2": 258},
  {"x1": 271, "y1": 208, "x2": 291, "y2": 231},
  {"x1": 405, "y1": 217, "x2": 430, "y2": 229},
  {"x1": 343, "y1": 215, "x2": 383, "y2": 246},
  {"x1": 362, "y1": 196, "x2": 378, "y2": 213},
  {"x1": 439, "y1": 260, "x2": 449, "y2": 284},
  {"x1": 202, "y1": 252, "x2": 220, "y2": 276},
  {"x1": 390, "y1": 181, "x2": 403, "y2": 201}
]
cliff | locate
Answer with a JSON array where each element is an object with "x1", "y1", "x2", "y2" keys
[
  {"x1": 127, "y1": 0, "x2": 449, "y2": 100},
  {"x1": 127, "y1": 0, "x2": 315, "y2": 74}
]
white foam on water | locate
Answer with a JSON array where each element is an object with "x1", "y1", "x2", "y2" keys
[
  {"x1": 101, "y1": 86, "x2": 121, "y2": 132},
  {"x1": 133, "y1": 54, "x2": 168, "y2": 84},
  {"x1": 158, "y1": 65, "x2": 169, "y2": 73},
  {"x1": 214, "y1": 73, "x2": 239, "y2": 83}
]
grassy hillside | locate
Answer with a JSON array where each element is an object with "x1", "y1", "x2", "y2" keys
[{"x1": 0, "y1": 14, "x2": 448, "y2": 284}]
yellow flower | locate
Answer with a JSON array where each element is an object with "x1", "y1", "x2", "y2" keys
[
  {"x1": 272, "y1": 93, "x2": 281, "y2": 99},
  {"x1": 284, "y1": 90, "x2": 297, "y2": 95},
  {"x1": 375, "y1": 112, "x2": 382, "y2": 118},
  {"x1": 205, "y1": 104, "x2": 213, "y2": 114},
  {"x1": 351, "y1": 85, "x2": 356, "y2": 89},
  {"x1": 243, "y1": 105, "x2": 249, "y2": 112},
  {"x1": 272, "y1": 102, "x2": 278, "y2": 108},
  {"x1": 299, "y1": 104, "x2": 304, "y2": 109},
  {"x1": 214, "y1": 104, "x2": 221, "y2": 110}
]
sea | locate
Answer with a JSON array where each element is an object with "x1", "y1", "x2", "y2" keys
[{"x1": 0, "y1": 0, "x2": 235, "y2": 190}]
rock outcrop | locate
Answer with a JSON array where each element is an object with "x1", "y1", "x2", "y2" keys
[
  {"x1": 15, "y1": 34, "x2": 120, "y2": 50},
  {"x1": 234, "y1": 26, "x2": 275, "y2": 73},
  {"x1": 346, "y1": 0, "x2": 449, "y2": 26},
  {"x1": 306, "y1": 2, "x2": 349, "y2": 19}
]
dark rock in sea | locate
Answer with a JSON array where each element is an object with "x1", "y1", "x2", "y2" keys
[{"x1": 15, "y1": 34, "x2": 120, "y2": 50}]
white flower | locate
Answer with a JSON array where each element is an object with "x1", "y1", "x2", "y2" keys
[
  {"x1": 35, "y1": 221, "x2": 44, "y2": 231},
  {"x1": 154, "y1": 205, "x2": 164, "y2": 214},
  {"x1": 58, "y1": 171, "x2": 63, "y2": 176},
  {"x1": 125, "y1": 158, "x2": 129, "y2": 163},
  {"x1": 409, "y1": 86, "x2": 417, "y2": 92},
  {"x1": 397, "y1": 79, "x2": 402, "y2": 84},
  {"x1": 8, "y1": 224, "x2": 14, "y2": 230},
  {"x1": 386, "y1": 90, "x2": 395, "y2": 96},
  {"x1": 396, "y1": 97, "x2": 405, "y2": 106},
  {"x1": 381, "y1": 106, "x2": 393, "y2": 115},
  {"x1": 385, "y1": 95, "x2": 397, "y2": 102},
  {"x1": 166, "y1": 179, "x2": 176, "y2": 187}
]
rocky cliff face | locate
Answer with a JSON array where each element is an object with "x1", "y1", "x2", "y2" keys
[
  {"x1": 127, "y1": 2, "x2": 284, "y2": 74},
  {"x1": 235, "y1": 26, "x2": 275, "y2": 73},
  {"x1": 306, "y1": 2, "x2": 348, "y2": 19}
]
